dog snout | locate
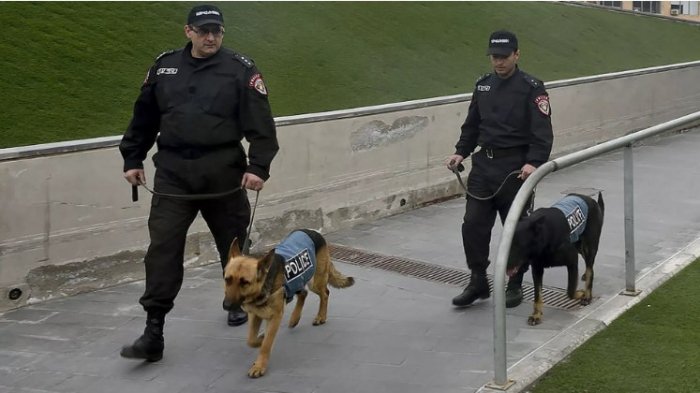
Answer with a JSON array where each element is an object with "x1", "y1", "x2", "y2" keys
[{"x1": 223, "y1": 297, "x2": 241, "y2": 311}]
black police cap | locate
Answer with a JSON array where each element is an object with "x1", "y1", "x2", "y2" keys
[
  {"x1": 187, "y1": 5, "x2": 224, "y2": 27},
  {"x1": 487, "y1": 30, "x2": 518, "y2": 56}
]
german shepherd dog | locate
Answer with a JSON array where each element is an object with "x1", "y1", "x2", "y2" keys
[
  {"x1": 507, "y1": 192, "x2": 604, "y2": 325},
  {"x1": 223, "y1": 229, "x2": 355, "y2": 378}
]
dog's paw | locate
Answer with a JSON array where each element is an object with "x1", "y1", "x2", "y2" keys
[
  {"x1": 288, "y1": 317, "x2": 300, "y2": 329},
  {"x1": 312, "y1": 317, "x2": 326, "y2": 326},
  {"x1": 527, "y1": 315, "x2": 542, "y2": 326},
  {"x1": 247, "y1": 362, "x2": 267, "y2": 378},
  {"x1": 248, "y1": 335, "x2": 264, "y2": 348},
  {"x1": 574, "y1": 290, "x2": 592, "y2": 305},
  {"x1": 579, "y1": 295, "x2": 592, "y2": 306}
]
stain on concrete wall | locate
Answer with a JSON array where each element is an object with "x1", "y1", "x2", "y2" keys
[
  {"x1": 8, "y1": 231, "x2": 219, "y2": 311},
  {"x1": 25, "y1": 250, "x2": 147, "y2": 302},
  {"x1": 351, "y1": 116, "x2": 429, "y2": 152}
]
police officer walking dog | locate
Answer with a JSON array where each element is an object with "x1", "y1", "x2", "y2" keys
[
  {"x1": 119, "y1": 5, "x2": 279, "y2": 361},
  {"x1": 445, "y1": 30, "x2": 553, "y2": 308}
]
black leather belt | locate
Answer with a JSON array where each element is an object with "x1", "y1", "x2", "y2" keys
[{"x1": 479, "y1": 146, "x2": 527, "y2": 159}]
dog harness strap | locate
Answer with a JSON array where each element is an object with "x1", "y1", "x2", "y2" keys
[
  {"x1": 275, "y1": 231, "x2": 317, "y2": 302},
  {"x1": 552, "y1": 195, "x2": 589, "y2": 243}
]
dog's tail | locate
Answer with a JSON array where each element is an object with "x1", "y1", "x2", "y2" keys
[
  {"x1": 328, "y1": 262, "x2": 355, "y2": 289},
  {"x1": 597, "y1": 191, "x2": 605, "y2": 216}
]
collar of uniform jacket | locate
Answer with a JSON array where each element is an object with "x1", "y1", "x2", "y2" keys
[
  {"x1": 182, "y1": 42, "x2": 225, "y2": 66},
  {"x1": 496, "y1": 65, "x2": 520, "y2": 82}
]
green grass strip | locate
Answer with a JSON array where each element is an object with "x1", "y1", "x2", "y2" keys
[
  {"x1": 530, "y1": 259, "x2": 700, "y2": 393},
  {"x1": 2, "y1": 2, "x2": 700, "y2": 147}
]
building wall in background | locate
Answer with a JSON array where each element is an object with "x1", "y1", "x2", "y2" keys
[{"x1": 589, "y1": 1, "x2": 700, "y2": 21}]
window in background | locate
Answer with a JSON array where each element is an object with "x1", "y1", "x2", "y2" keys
[{"x1": 633, "y1": 1, "x2": 661, "y2": 13}]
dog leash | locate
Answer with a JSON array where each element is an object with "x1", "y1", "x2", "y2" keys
[
  {"x1": 450, "y1": 164, "x2": 522, "y2": 201},
  {"x1": 241, "y1": 190, "x2": 259, "y2": 255},
  {"x1": 131, "y1": 183, "x2": 261, "y2": 254},
  {"x1": 132, "y1": 184, "x2": 243, "y2": 201}
]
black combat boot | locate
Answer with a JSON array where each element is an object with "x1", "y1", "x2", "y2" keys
[
  {"x1": 120, "y1": 313, "x2": 165, "y2": 362},
  {"x1": 452, "y1": 273, "x2": 490, "y2": 307},
  {"x1": 505, "y1": 277, "x2": 524, "y2": 308},
  {"x1": 227, "y1": 305, "x2": 248, "y2": 326}
]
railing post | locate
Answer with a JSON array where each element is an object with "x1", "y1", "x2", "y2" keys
[
  {"x1": 622, "y1": 143, "x2": 641, "y2": 296},
  {"x1": 487, "y1": 162, "x2": 555, "y2": 391}
]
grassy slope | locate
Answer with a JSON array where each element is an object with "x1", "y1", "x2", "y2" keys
[
  {"x1": 2, "y1": 2, "x2": 700, "y2": 147},
  {"x1": 531, "y1": 260, "x2": 700, "y2": 393}
]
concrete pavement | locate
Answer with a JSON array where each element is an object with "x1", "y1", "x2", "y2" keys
[{"x1": 1, "y1": 128, "x2": 699, "y2": 393}]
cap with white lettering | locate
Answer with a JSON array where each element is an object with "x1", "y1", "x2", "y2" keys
[
  {"x1": 487, "y1": 30, "x2": 518, "y2": 56},
  {"x1": 187, "y1": 5, "x2": 224, "y2": 27}
]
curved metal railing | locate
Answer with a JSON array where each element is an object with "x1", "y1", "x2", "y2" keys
[{"x1": 488, "y1": 110, "x2": 700, "y2": 389}]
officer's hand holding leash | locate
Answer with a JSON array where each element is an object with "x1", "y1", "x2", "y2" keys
[
  {"x1": 124, "y1": 169, "x2": 146, "y2": 202},
  {"x1": 124, "y1": 169, "x2": 147, "y2": 186},
  {"x1": 518, "y1": 163, "x2": 536, "y2": 180},
  {"x1": 445, "y1": 154, "x2": 465, "y2": 172},
  {"x1": 241, "y1": 172, "x2": 265, "y2": 192}
]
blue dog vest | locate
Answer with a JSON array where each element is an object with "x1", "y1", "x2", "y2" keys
[
  {"x1": 275, "y1": 231, "x2": 317, "y2": 301},
  {"x1": 552, "y1": 195, "x2": 588, "y2": 243}
]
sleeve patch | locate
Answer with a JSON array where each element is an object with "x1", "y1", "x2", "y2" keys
[
  {"x1": 535, "y1": 95, "x2": 550, "y2": 116},
  {"x1": 248, "y1": 73, "x2": 268, "y2": 96}
]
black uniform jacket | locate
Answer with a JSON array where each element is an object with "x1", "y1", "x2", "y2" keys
[
  {"x1": 119, "y1": 42, "x2": 279, "y2": 181},
  {"x1": 455, "y1": 67, "x2": 553, "y2": 167}
]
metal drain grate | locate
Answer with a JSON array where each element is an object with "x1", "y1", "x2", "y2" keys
[{"x1": 330, "y1": 244, "x2": 588, "y2": 311}]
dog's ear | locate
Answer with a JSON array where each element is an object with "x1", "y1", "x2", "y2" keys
[
  {"x1": 228, "y1": 237, "x2": 241, "y2": 261},
  {"x1": 257, "y1": 248, "x2": 276, "y2": 278}
]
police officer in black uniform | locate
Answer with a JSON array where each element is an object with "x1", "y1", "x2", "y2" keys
[
  {"x1": 446, "y1": 30, "x2": 553, "y2": 308},
  {"x1": 119, "y1": 5, "x2": 279, "y2": 362}
]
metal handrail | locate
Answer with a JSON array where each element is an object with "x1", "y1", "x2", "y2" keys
[{"x1": 488, "y1": 110, "x2": 700, "y2": 389}]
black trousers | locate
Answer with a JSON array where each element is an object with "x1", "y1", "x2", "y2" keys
[
  {"x1": 139, "y1": 151, "x2": 250, "y2": 314},
  {"x1": 462, "y1": 151, "x2": 530, "y2": 279}
]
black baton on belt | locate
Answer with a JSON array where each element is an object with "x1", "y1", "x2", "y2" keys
[{"x1": 131, "y1": 185, "x2": 138, "y2": 202}]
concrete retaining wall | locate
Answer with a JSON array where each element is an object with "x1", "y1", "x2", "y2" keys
[{"x1": 2, "y1": 61, "x2": 700, "y2": 311}]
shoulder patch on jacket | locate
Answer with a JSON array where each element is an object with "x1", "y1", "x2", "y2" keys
[
  {"x1": 155, "y1": 49, "x2": 176, "y2": 62},
  {"x1": 234, "y1": 53, "x2": 255, "y2": 68}
]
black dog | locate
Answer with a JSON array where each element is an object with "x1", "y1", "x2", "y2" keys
[{"x1": 507, "y1": 192, "x2": 604, "y2": 325}]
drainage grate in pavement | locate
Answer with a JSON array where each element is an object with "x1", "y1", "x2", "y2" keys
[{"x1": 330, "y1": 244, "x2": 587, "y2": 311}]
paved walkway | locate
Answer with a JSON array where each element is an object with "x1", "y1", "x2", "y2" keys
[{"x1": 2, "y1": 128, "x2": 700, "y2": 393}]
